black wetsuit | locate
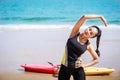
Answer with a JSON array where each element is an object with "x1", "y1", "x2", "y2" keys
[{"x1": 58, "y1": 33, "x2": 89, "y2": 80}]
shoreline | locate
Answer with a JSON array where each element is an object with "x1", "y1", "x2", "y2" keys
[
  {"x1": 0, "y1": 24, "x2": 120, "y2": 33},
  {"x1": 0, "y1": 24, "x2": 120, "y2": 29}
]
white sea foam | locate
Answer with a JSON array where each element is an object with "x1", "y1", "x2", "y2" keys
[
  {"x1": 0, "y1": 24, "x2": 72, "y2": 32},
  {"x1": 0, "y1": 24, "x2": 120, "y2": 32}
]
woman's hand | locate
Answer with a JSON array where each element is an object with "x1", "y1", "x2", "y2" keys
[
  {"x1": 75, "y1": 58, "x2": 85, "y2": 68},
  {"x1": 100, "y1": 16, "x2": 107, "y2": 27}
]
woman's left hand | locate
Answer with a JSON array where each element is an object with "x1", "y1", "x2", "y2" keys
[{"x1": 100, "y1": 16, "x2": 108, "y2": 27}]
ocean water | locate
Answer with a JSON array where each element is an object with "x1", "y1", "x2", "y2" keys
[{"x1": 0, "y1": 0, "x2": 120, "y2": 25}]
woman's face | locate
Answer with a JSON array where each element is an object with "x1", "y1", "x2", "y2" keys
[{"x1": 83, "y1": 27, "x2": 98, "y2": 38}]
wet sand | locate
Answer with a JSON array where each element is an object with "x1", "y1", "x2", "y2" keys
[
  {"x1": 0, "y1": 25, "x2": 120, "y2": 80},
  {"x1": 0, "y1": 69, "x2": 119, "y2": 80}
]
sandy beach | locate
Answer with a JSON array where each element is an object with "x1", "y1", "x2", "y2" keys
[{"x1": 0, "y1": 24, "x2": 120, "y2": 80}]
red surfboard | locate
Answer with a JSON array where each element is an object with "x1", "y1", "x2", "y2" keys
[{"x1": 21, "y1": 64, "x2": 59, "y2": 74}]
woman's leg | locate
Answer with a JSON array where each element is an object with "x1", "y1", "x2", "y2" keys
[
  {"x1": 72, "y1": 67, "x2": 86, "y2": 80},
  {"x1": 58, "y1": 65, "x2": 71, "y2": 80}
]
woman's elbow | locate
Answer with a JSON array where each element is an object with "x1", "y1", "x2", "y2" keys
[{"x1": 94, "y1": 58, "x2": 99, "y2": 64}]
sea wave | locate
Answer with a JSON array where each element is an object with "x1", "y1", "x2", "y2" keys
[
  {"x1": 0, "y1": 17, "x2": 120, "y2": 25},
  {"x1": 0, "y1": 17, "x2": 70, "y2": 24},
  {"x1": 0, "y1": 17, "x2": 67, "y2": 21}
]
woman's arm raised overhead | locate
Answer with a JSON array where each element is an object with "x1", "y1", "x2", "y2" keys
[{"x1": 69, "y1": 14, "x2": 107, "y2": 38}]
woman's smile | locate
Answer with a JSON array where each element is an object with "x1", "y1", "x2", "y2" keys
[{"x1": 83, "y1": 29, "x2": 90, "y2": 38}]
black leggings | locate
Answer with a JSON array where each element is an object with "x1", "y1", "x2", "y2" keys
[{"x1": 58, "y1": 65, "x2": 86, "y2": 80}]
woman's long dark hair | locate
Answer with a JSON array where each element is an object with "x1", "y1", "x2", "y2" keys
[{"x1": 91, "y1": 26, "x2": 102, "y2": 57}]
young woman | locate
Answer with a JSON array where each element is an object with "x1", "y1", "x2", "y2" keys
[{"x1": 58, "y1": 14, "x2": 107, "y2": 80}]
